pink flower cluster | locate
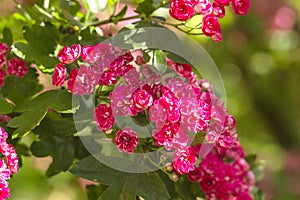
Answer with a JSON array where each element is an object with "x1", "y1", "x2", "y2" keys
[
  {"x1": 0, "y1": 127, "x2": 19, "y2": 200},
  {"x1": 188, "y1": 153, "x2": 254, "y2": 200},
  {"x1": 169, "y1": 0, "x2": 251, "y2": 42},
  {"x1": 0, "y1": 42, "x2": 28, "y2": 87},
  {"x1": 52, "y1": 43, "x2": 133, "y2": 95},
  {"x1": 62, "y1": 43, "x2": 256, "y2": 198},
  {"x1": 107, "y1": 55, "x2": 254, "y2": 198}
]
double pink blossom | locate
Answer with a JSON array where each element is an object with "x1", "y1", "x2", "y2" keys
[
  {"x1": 202, "y1": 14, "x2": 223, "y2": 42},
  {"x1": 114, "y1": 128, "x2": 138, "y2": 153},
  {"x1": 6, "y1": 57, "x2": 28, "y2": 78},
  {"x1": 172, "y1": 146, "x2": 196, "y2": 174},
  {"x1": 57, "y1": 44, "x2": 81, "y2": 64},
  {"x1": 52, "y1": 63, "x2": 67, "y2": 86},
  {"x1": 0, "y1": 70, "x2": 5, "y2": 87},
  {"x1": 232, "y1": 0, "x2": 251, "y2": 16},
  {"x1": 94, "y1": 104, "x2": 115, "y2": 131},
  {"x1": 169, "y1": 0, "x2": 195, "y2": 21},
  {"x1": 0, "y1": 127, "x2": 19, "y2": 200}
]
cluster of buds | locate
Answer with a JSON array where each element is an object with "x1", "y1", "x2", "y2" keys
[
  {"x1": 169, "y1": 0, "x2": 251, "y2": 42},
  {"x1": 0, "y1": 128, "x2": 18, "y2": 200},
  {"x1": 0, "y1": 42, "x2": 28, "y2": 87}
]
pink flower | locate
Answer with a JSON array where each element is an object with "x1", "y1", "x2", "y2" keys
[
  {"x1": 187, "y1": 167, "x2": 202, "y2": 182},
  {"x1": 114, "y1": 128, "x2": 138, "y2": 153},
  {"x1": 0, "y1": 179, "x2": 10, "y2": 200},
  {"x1": 202, "y1": 14, "x2": 223, "y2": 42},
  {"x1": 153, "y1": 123, "x2": 180, "y2": 148},
  {"x1": 0, "y1": 115, "x2": 11, "y2": 123},
  {"x1": 232, "y1": 0, "x2": 251, "y2": 16},
  {"x1": 110, "y1": 84, "x2": 136, "y2": 116},
  {"x1": 172, "y1": 146, "x2": 196, "y2": 174},
  {"x1": 57, "y1": 44, "x2": 81, "y2": 64},
  {"x1": 0, "y1": 70, "x2": 5, "y2": 87},
  {"x1": 129, "y1": 89, "x2": 153, "y2": 115},
  {"x1": 169, "y1": 0, "x2": 195, "y2": 21},
  {"x1": 212, "y1": 3, "x2": 226, "y2": 18},
  {"x1": 0, "y1": 160, "x2": 10, "y2": 180},
  {"x1": 73, "y1": 65, "x2": 97, "y2": 95},
  {"x1": 0, "y1": 54, "x2": 7, "y2": 69},
  {"x1": 81, "y1": 45, "x2": 95, "y2": 63},
  {"x1": 0, "y1": 127, "x2": 19, "y2": 200},
  {"x1": 67, "y1": 68, "x2": 78, "y2": 92},
  {"x1": 4, "y1": 145, "x2": 18, "y2": 174},
  {"x1": 167, "y1": 59, "x2": 193, "y2": 80},
  {"x1": 52, "y1": 64, "x2": 67, "y2": 86},
  {"x1": 6, "y1": 57, "x2": 28, "y2": 78},
  {"x1": 94, "y1": 104, "x2": 115, "y2": 131},
  {"x1": 214, "y1": 0, "x2": 231, "y2": 7},
  {"x1": 98, "y1": 52, "x2": 134, "y2": 86},
  {"x1": 194, "y1": 0, "x2": 212, "y2": 15},
  {"x1": 0, "y1": 43, "x2": 9, "y2": 56}
]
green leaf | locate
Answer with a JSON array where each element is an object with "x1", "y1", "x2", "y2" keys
[
  {"x1": 152, "y1": 49, "x2": 167, "y2": 74},
  {"x1": 0, "y1": 67, "x2": 43, "y2": 103},
  {"x1": 30, "y1": 115, "x2": 75, "y2": 177},
  {"x1": 175, "y1": 176, "x2": 205, "y2": 200},
  {"x1": 0, "y1": 96, "x2": 14, "y2": 114},
  {"x1": 112, "y1": 6, "x2": 127, "y2": 24},
  {"x1": 19, "y1": 23, "x2": 59, "y2": 70},
  {"x1": 60, "y1": 0, "x2": 81, "y2": 16},
  {"x1": 135, "y1": 0, "x2": 156, "y2": 16},
  {"x1": 190, "y1": 131, "x2": 206, "y2": 146},
  {"x1": 70, "y1": 156, "x2": 170, "y2": 200},
  {"x1": 2, "y1": 27, "x2": 13, "y2": 46},
  {"x1": 86, "y1": 185, "x2": 109, "y2": 200},
  {"x1": 7, "y1": 90, "x2": 79, "y2": 138},
  {"x1": 245, "y1": 154, "x2": 257, "y2": 167}
]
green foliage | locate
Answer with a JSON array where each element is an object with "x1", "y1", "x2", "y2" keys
[
  {"x1": 15, "y1": 23, "x2": 59, "y2": 71},
  {"x1": 135, "y1": 0, "x2": 156, "y2": 16},
  {"x1": 0, "y1": 67, "x2": 43, "y2": 103},
  {"x1": 30, "y1": 114, "x2": 76, "y2": 177},
  {"x1": 7, "y1": 90, "x2": 79, "y2": 138},
  {"x1": 0, "y1": 96, "x2": 14, "y2": 114},
  {"x1": 71, "y1": 156, "x2": 171, "y2": 200}
]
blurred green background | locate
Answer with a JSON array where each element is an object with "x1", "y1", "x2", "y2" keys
[{"x1": 1, "y1": 0, "x2": 300, "y2": 199}]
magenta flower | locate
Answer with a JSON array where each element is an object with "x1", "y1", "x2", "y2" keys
[
  {"x1": 129, "y1": 89, "x2": 153, "y2": 115},
  {"x1": 232, "y1": 0, "x2": 251, "y2": 16},
  {"x1": 153, "y1": 123, "x2": 180, "y2": 148},
  {"x1": 172, "y1": 146, "x2": 196, "y2": 174},
  {"x1": 212, "y1": 3, "x2": 226, "y2": 18},
  {"x1": 57, "y1": 44, "x2": 81, "y2": 64},
  {"x1": 202, "y1": 14, "x2": 223, "y2": 42},
  {"x1": 67, "y1": 68, "x2": 78, "y2": 93},
  {"x1": 6, "y1": 57, "x2": 28, "y2": 78},
  {"x1": 0, "y1": 127, "x2": 19, "y2": 200},
  {"x1": 0, "y1": 54, "x2": 7, "y2": 69},
  {"x1": 94, "y1": 104, "x2": 115, "y2": 131},
  {"x1": 73, "y1": 65, "x2": 97, "y2": 95},
  {"x1": 52, "y1": 63, "x2": 67, "y2": 86},
  {"x1": 0, "y1": 179, "x2": 10, "y2": 200},
  {"x1": 169, "y1": 0, "x2": 195, "y2": 21},
  {"x1": 214, "y1": 0, "x2": 231, "y2": 7},
  {"x1": 114, "y1": 128, "x2": 138, "y2": 153},
  {"x1": 187, "y1": 167, "x2": 202, "y2": 182},
  {"x1": 0, "y1": 69, "x2": 5, "y2": 87},
  {"x1": 0, "y1": 43, "x2": 9, "y2": 56},
  {"x1": 98, "y1": 52, "x2": 134, "y2": 86},
  {"x1": 81, "y1": 45, "x2": 95, "y2": 63},
  {"x1": 194, "y1": 0, "x2": 212, "y2": 15}
]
